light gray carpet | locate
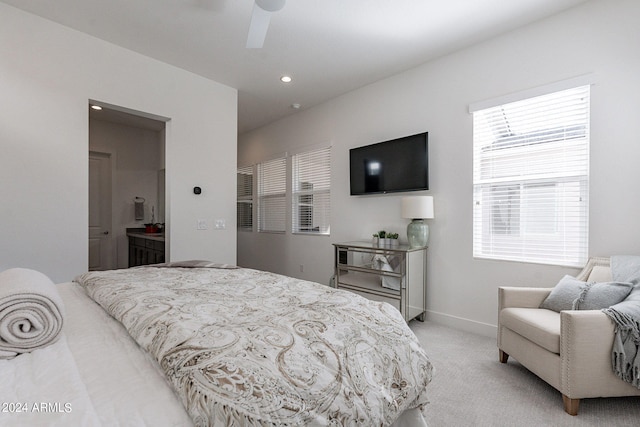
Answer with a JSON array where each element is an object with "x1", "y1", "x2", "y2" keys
[{"x1": 408, "y1": 321, "x2": 640, "y2": 427}]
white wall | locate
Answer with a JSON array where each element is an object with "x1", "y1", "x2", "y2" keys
[
  {"x1": 0, "y1": 3, "x2": 238, "y2": 283},
  {"x1": 238, "y1": 0, "x2": 640, "y2": 336}
]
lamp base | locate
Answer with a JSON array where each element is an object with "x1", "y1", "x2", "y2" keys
[{"x1": 407, "y1": 219, "x2": 429, "y2": 248}]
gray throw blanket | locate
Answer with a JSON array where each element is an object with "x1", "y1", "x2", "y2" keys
[{"x1": 602, "y1": 255, "x2": 640, "y2": 388}]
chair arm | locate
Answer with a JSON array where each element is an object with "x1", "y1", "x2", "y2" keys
[
  {"x1": 498, "y1": 286, "x2": 552, "y2": 310},
  {"x1": 560, "y1": 310, "x2": 616, "y2": 398},
  {"x1": 560, "y1": 309, "x2": 615, "y2": 353}
]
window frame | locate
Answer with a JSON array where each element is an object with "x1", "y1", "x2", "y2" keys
[
  {"x1": 242, "y1": 145, "x2": 332, "y2": 237},
  {"x1": 291, "y1": 146, "x2": 331, "y2": 235},
  {"x1": 471, "y1": 81, "x2": 591, "y2": 267},
  {"x1": 257, "y1": 156, "x2": 287, "y2": 234},
  {"x1": 236, "y1": 165, "x2": 254, "y2": 232}
]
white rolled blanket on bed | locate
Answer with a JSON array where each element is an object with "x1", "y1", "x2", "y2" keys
[{"x1": 0, "y1": 268, "x2": 64, "y2": 359}]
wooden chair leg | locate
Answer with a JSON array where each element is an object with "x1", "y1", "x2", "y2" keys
[
  {"x1": 562, "y1": 395, "x2": 579, "y2": 416},
  {"x1": 499, "y1": 349, "x2": 509, "y2": 363}
]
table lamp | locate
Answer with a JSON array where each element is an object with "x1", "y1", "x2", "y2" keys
[{"x1": 401, "y1": 196, "x2": 434, "y2": 248}]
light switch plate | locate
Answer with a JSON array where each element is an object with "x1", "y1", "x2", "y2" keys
[
  {"x1": 197, "y1": 219, "x2": 208, "y2": 230},
  {"x1": 214, "y1": 219, "x2": 226, "y2": 229}
]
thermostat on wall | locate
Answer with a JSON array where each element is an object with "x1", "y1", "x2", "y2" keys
[{"x1": 193, "y1": 186, "x2": 202, "y2": 195}]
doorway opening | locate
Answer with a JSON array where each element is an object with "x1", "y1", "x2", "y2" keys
[{"x1": 88, "y1": 102, "x2": 169, "y2": 270}]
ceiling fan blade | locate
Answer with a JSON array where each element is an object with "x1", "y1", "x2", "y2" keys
[
  {"x1": 246, "y1": 3, "x2": 272, "y2": 48},
  {"x1": 246, "y1": 0, "x2": 285, "y2": 49}
]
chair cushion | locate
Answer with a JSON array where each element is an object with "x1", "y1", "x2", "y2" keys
[
  {"x1": 587, "y1": 265, "x2": 612, "y2": 282},
  {"x1": 501, "y1": 307, "x2": 560, "y2": 354}
]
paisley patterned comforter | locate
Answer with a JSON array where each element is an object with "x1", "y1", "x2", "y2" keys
[{"x1": 75, "y1": 266, "x2": 433, "y2": 426}]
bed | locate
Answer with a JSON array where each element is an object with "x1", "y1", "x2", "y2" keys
[{"x1": 0, "y1": 263, "x2": 433, "y2": 426}]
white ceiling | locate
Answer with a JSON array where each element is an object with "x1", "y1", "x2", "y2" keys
[{"x1": 3, "y1": 0, "x2": 590, "y2": 134}]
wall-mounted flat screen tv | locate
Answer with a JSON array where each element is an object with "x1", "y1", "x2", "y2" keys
[{"x1": 349, "y1": 132, "x2": 428, "y2": 195}]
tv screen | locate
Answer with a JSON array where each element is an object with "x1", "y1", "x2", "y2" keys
[{"x1": 349, "y1": 132, "x2": 428, "y2": 195}]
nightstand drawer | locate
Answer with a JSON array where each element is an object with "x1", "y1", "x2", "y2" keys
[
  {"x1": 333, "y1": 241, "x2": 426, "y2": 322},
  {"x1": 342, "y1": 287, "x2": 401, "y2": 312}
]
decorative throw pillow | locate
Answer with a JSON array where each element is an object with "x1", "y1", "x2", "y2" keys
[
  {"x1": 540, "y1": 275, "x2": 584, "y2": 312},
  {"x1": 574, "y1": 281, "x2": 633, "y2": 310},
  {"x1": 540, "y1": 275, "x2": 632, "y2": 312}
]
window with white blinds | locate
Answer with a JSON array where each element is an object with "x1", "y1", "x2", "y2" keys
[
  {"x1": 292, "y1": 147, "x2": 331, "y2": 234},
  {"x1": 472, "y1": 85, "x2": 590, "y2": 267},
  {"x1": 258, "y1": 157, "x2": 286, "y2": 233},
  {"x1": 236, "y1": 166, "x2": 253, "y2": 231}
]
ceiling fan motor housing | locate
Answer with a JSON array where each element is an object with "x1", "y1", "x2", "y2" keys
[{"x1": 256, "y1": 0, "x2": 286, "y2": 12}]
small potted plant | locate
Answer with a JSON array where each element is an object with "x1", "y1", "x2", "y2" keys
[
  {"x1": 372, "y1": 233, "x2": 379, "y2": 246},
  {"x1": 388, "y1": 232, "x2": 399, "y2": 247},
  {"x1": 378, "y1": 230, "x2": 387, "y2": 246}
]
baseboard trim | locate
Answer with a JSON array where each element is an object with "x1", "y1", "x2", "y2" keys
[{"x1": 425, "y1": 310, "x2": 497, "y2": 338}]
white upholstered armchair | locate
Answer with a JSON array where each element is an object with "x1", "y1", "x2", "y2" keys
[{"x1": 498, "y1": 257, "x2": 640, "y2": 415}]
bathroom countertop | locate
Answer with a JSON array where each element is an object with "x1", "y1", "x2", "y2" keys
[{"x1": 126, "y1": 229, "x2": 165, "y2": 242}]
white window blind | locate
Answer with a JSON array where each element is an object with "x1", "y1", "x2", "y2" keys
[
  {"x1": 237, "y1": 166, "x2": 253, "y2": 231},
  {"x1": 472, "y1": 85, "x2": 590, "y2": 267},
  {"x1": 292, "y1": 147, "x2": 331, "y2": 234},
  {"x1": 258, "y1": 157, "x2": 286, "y2": 233}
]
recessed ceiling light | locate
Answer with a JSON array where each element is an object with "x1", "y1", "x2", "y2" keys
[
  {"x1": 291, "y1": 103, "x2": 301, "y2": 109},
  {"x1": 91, "y1": 105, "x2": 103, "y2": 110},
  {"x1": 280, "y1": 75, "x2": 292, "y2": 83}
]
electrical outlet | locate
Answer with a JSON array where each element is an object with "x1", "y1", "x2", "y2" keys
[
  {"x1": 214, "y1": 219, "x2": 226, "y2": 229},
  {"x1": 196, "y1": 219, "x2": 208, "y2": 230},
  {"x1": 299, "y1": 264, "x2": 304, "y2": 273}
]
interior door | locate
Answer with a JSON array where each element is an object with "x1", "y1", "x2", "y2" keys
[{"x1": 89, "y1": 151, "x2": 114, "y2": 270}]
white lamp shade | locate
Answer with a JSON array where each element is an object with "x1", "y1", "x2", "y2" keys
[{"x1": 401, "y1": 196, "x2": 434, "y2": 219}]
